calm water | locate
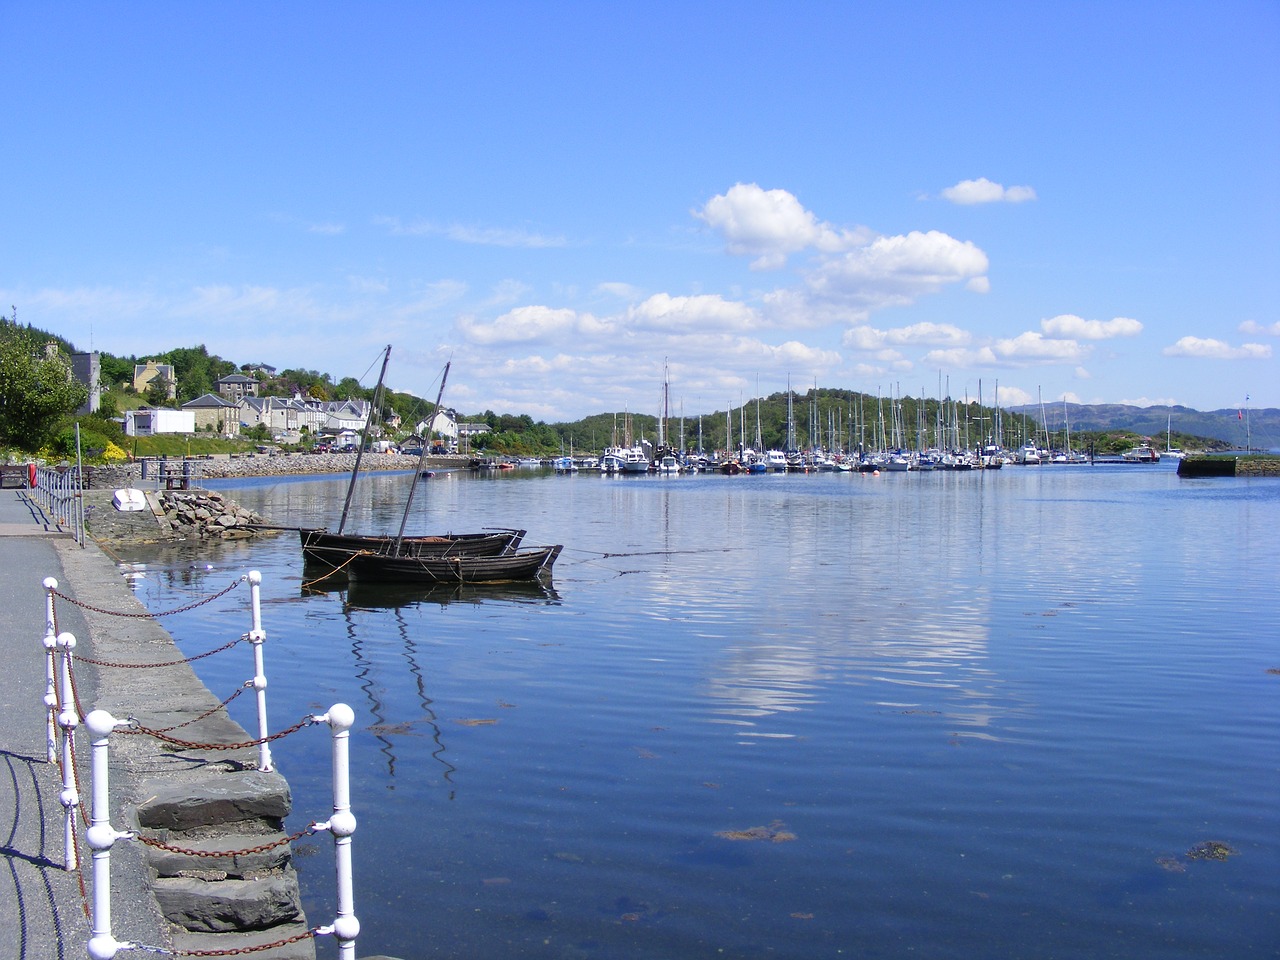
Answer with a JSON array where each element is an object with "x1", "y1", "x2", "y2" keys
[{"x1": 115, "y1": 464, "x2": 1279, "y2": 959}]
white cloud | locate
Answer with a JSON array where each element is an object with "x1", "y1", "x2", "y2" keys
[
  {"x1": 627, "y1": 293, "x2": 759, "y2": 333},
  {"x1": 457, "y1": 305, "x2": 586, "y2": 345},
  {"x1": 308, "y1": 222, "x2": 345, "y2": 235},
  {"x1": 843, "y1": 322, "x2": 971, "y2": 352},
  {"x1": 1162, "y1": 336, "x2": 1272, "y2": 360},
  {"x1": 1074, "y1": 366, "x2": 1092, "y2": 380},
  {"x1": 1239, "y1": 319, "x2": 1280, "y2": 337},
  {"x1": 805, "y1": 230, "x2": 989, "y2": 311},
  {"x1": 482, "y1": 279, "x2": 533, "y2": 309},
  {"x1": 994, "y1": 331, "x2": 1090, "y2": 362},
  {"x1": 967, "y1": 276, "x2": 991, "y2": 294},
  {"x1": 921, "y1": 346, "x2": 1000, "y2": 367},
  {"x1": 992, "y1": 385, "x2": 1034, "y2": 406},
  {"x1": 597, "y1": 282, "x2": 642, "y2": 300},
  {"x1": 1040, "y1": 314, "x2": 1142, "y2": 339},
  {"x1": 695, "y1": 183, "x2": 869, "y2": 270},
  {"x1": 941, "y1": 177, "x2": 1038, "y2": 205}
]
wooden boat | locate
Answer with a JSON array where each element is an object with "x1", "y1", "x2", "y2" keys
[
  {"x1": 300, "y1": 528, "x2": 525, "y2": 569},
  {"x1": 346, "y1": 544, "x2": 563, "y2": 584}
]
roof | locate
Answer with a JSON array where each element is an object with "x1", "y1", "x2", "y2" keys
[{"x1": 182, "y1": 393, "x2": 238, "y2": 409}]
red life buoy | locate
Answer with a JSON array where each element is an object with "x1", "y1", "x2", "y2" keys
[{"x1": 27, "y1": 462, "x2": 36, "y2": 488}]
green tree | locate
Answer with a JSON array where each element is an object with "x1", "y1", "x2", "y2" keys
[
  {"x1": 144, "y1": 371, "x2": 176, "y2": 407},
  {"x1": 0, "y1": 325, "x2": 90, "y2": 450}
]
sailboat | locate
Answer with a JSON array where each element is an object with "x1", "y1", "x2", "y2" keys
[
  {"x1": 300, "y1": 352, "x2": 527, "y2": 570},
  {"x1": 1163, "y1": 414, "x2": 1185, "y2": 460}
]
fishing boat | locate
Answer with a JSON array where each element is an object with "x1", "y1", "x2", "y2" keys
[
  {"x1": 301, "y1": 528, "x2": 526, "y2": 569},
  {"x1": 346, "y1": 544, "x2": 563, "y2": 584}
]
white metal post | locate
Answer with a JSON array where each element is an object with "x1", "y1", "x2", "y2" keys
[
  {"x1": 43, "y1": 577, "x2": 59, "y2": 764},
  {"x1": 247, "y1": 570, "x2": 273, "y2": 772},
  {"x1": 55, "y1": 631, "x2": 79, "y2": 870},
  {"x1": 84, "y1": 710, "x2": 135, "y2": 960},
  {"x1": 315, "y1": 703, "x2": 359, "y2": 959}
]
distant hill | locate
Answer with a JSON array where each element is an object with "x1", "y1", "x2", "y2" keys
[{"x1": 1008, "y1": 402, "x2": 1279, "y2": 449}]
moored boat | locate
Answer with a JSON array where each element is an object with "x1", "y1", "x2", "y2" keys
[
  {"x1": 346, "y1": 543, "x2": 563, "y2": 584},
  {"x1": 301, "y1": 528, "x2": 526, "y2": 569},
  {"x1": 1122, "y1": 443, "x2": 1161, "y2": 463}
]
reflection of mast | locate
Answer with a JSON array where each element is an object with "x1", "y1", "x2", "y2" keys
[
  {"x1": 338, "y1": 345, "x2": 391, "y2": 534},
  {"x1": 396, "y1": 608, "x2": 457, "y2": 799},
  {"x1": 344, "y1": 602, "x2": 398, "y2": 776}
]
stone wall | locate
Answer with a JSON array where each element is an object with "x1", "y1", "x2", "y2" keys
[{"x1": 83, "y1": 452, "x2": 468, "y2": 487}]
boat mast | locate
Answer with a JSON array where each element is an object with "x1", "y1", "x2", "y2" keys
[
  {"x1": 337, "y1": 344, "x2": 391, "y2": 534},
  {"x1": 395, "y1": 361, "x2": 450, "y2": 551}
]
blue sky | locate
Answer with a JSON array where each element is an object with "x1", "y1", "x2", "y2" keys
[{"x1": 3, "y1": 2, "x2": 1277, "y2": 420}]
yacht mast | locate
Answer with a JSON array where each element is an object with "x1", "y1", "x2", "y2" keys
[{"x1": 337, "y1": 344, "x2": 391, "y2": 534}]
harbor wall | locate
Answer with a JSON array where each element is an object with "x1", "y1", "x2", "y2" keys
[{"x1": 1178, "y1": 456, "x2": 1280, "y2": 478}]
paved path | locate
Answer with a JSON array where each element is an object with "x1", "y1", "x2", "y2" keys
[
  {"x1": 0, "y1": 488, "x2": 167, "y2": 959},
  {"x1": 0, "y1": 489, "x2": 94, "y2": 959}
]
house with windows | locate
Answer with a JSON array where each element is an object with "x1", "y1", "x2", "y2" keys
[
  {"x1": 216, "y1": 374, "x2": 259, "y2": 402},
  {"x1": 238, "y1": 396, "x2": 301, "y2": 438},
  {"x1": 183, "y1": 393, "x2": 241, "y2": 437},
  {"x1": 133, "y1": 360, "x2": 177, "y2": 399}
]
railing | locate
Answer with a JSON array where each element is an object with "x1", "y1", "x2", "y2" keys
[
  {"x1": 136, "y1": 457, "x2": 204, "y2": 490},
  {"x1": 31, "y1": 463, "x2": 87, "y2": 545},
  {"x1": 41, "y1": 570, "x2": 360, "y2": 959}
]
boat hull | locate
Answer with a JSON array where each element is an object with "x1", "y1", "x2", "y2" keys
[
  {"x1": 301, "y1": 528, "x2": 525, "y2": 568},
  {"x1": 346, "y1": 544, "x2": 563, "y2": 584}
]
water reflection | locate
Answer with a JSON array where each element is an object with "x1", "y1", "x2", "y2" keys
[{"x1": 304, "y1": 578, "x2": 562, "y2": 610}]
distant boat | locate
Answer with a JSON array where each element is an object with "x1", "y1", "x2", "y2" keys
[
  {"x1": 1122, "y1": 443, "x2": 1161, "y2": 463},
  {"x1": 346, "y1": 544, "x2": 563, "y2": 584},
  {"x1": 1016, "y1": 442, "x2": 1042, "y2": 465},
  {"x1": 621, "y1": 445, "x2": 651, "y2": 473},
  {"x1": 656, "y1": 454, "x2": 681, "y2": 474},
  {"x1": 1164, "y1": 415, "x2": 1185, "y2": 459}
]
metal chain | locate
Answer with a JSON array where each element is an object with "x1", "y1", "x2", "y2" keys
[
  {"x1": 124, "y1": 684, "x2": 249, "y2": 735},
  {"x1": 51, "y1": 576, "x2": 245, "y2": 619},
  {"x1": 126, "y1": 927, "x2": 321, "y2": 957},
  {"x1": 127, "y1": 715, "x2": 316, "y2": 752},
  {"x1": 75, "y1": 635, "x2": 247, "y2": 669},
  {"x1": 136, "y1": 823, "x2": 319, "y2": 859}
]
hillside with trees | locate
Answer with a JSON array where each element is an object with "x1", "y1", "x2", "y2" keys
[{"x1": 0, "y1": 318, "x2": 1272, "y2": 461}]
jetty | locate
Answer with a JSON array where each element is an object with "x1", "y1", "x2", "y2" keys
[{"x1": 1177, "y1": 455, "x2": 1280, "y2": 478}]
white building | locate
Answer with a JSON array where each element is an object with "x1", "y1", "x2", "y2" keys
[{"x1": 124, "y1": 408, "x2": 196, "y2": 436}]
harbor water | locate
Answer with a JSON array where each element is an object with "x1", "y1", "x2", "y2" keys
[{"x1": 114, "y1": 463, "x2": 1279, "y2": 959}]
